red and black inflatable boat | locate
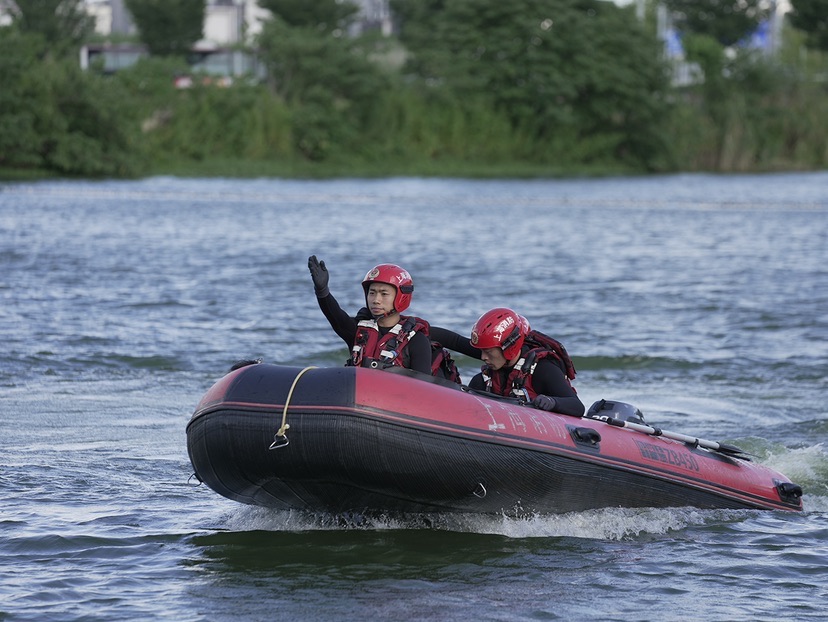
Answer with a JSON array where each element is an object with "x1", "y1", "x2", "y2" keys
[{"x1": 186, "y1": 362, "x2": 803, "y2": 515}]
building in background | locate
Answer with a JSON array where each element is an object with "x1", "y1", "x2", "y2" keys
[
  {"x1": 655, "y1": 0, "x2": 789, "y2": 85},
  {"x1": 75, "y1": 0, "x2": 391, "y2": 77},
  {"x1": 2, "y1": 0, "x2": 793, "y2": 84},
  {"x1": 82, "y1": 0, "x2": 389, "y2": 44},
  {"x1": 79, "y1": 0, "x2": 266, "y2": 77}
]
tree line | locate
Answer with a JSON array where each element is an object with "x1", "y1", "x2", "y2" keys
[{"x1": 1, "y1": 0, "x2": 826, "y2": 179}]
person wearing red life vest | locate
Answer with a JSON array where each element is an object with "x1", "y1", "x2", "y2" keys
[
  {"x1": 430, "y1": 308, "x2": 585, "y2": 417},
  {"x1": 308, "y1": 255, "x2": 433, "y2": 375}
]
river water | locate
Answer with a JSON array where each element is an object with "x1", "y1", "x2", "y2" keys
[{"x1": 2, "y1": 173, "x2": 827, "y2": 621}]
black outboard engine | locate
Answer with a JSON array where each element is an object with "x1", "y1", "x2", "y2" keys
[{"x1": 587, "y1": 399, "x2": 646, "y2": 425}]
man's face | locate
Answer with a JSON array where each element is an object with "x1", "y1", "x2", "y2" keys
[
  {"x1": 480, "y1": 346, "x2": 508, "y2": 370},
  {"x1": 367, "y1": 283, "x2": 397, "y2": 317}
]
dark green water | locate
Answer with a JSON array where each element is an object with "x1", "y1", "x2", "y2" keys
[{"x1": 2, "y1": 174, "x2": 826, "y2": 621}]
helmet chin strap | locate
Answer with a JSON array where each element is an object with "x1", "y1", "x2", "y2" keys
[
  {"x1": 367, "y1": 298, "x2": 397, "y2": 320},
  {"x1": 372, "y1": 307, "x2": 397, "y2": 320}
]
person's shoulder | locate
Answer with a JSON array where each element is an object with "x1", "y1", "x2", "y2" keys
[
  {"x1": 534, "y1": 356, "x2": 566, "y2": 374},
  {"x1": 411, "y1": 330, "x2": 431, "y2": 343}
]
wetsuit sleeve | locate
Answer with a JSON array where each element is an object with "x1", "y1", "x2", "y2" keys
[
  {"x1": 532, "y1": 360, "x2": 585, "y2": 417},
  {"x1": 407, "y1": 331, "x2": 434, "y2": 375},
  {"x1": 316, "y1": 291, "x2": 357, "y2": 347},
  {"x1": 429, "y1": 326, "x2": 481, "y2": 359}
]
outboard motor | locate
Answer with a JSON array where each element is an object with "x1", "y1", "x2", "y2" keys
[{"x1": 587, "y1": 399, "x2": 646, "y2": 425}]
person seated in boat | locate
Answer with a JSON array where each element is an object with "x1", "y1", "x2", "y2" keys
[
  {"x1": 307, "y1": 255, "x2": 434, "y2": 375},
  {"x1": 430, "y1": 308, "x2": 585, "y2": 417}
]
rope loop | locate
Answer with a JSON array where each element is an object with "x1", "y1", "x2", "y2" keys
[{"x1": 269, "y1": 366, "x2": 317, "y2": 450}]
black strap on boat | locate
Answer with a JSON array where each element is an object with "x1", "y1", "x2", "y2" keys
[{"x1": 269, "y1": 366, "x2": 317, "y2": 450}]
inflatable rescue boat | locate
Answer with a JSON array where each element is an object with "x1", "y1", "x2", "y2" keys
[{"x1": 186, "y1": 362, "x2": 803, "y2": 514}]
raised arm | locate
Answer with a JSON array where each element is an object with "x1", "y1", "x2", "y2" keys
[{"x1": 309, "y1": 255, "x2": 356, "y2": 347}]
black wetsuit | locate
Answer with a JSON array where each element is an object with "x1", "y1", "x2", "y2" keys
[
  {"x1": 316, "y1": 293, "x2": 433, "y2": 375},
  {"x1": 430, "y1": 326, "x2": 585, "y2": 417}
]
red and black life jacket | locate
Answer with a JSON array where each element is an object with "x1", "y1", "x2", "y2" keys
[
  {"x1": 349, "y1": 315, "x2": 430, "y2": 370},
  {"x1": 349, "y1": 316, "x2": 462, "y2": 384},
  {"x1": 431, "y1": 342, "x2": 462, "y2": 384},
  {"x1": 483, "y1": 330, "x2": 576, "y2": 400}
]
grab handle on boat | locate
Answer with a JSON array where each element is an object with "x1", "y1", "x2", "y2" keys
[
  {"x1": 269, "y1": 366, "x2": 318, "y2": 450},
  {"x1": 572, "y1": 427, "x2": 602, "y2": 447}
]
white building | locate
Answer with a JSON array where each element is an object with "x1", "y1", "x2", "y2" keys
[
  {"x1": 82, "y1": 0, "x2": 390, "y2": 47},
  {"x1": 74, "y1": 0, "x2": 392, "y2": 76},
  {"x1": 83, "y1": 0, "x2": 263, "y2": 46}
]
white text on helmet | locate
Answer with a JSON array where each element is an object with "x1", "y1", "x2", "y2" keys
[{"x1": 494, "y1": 316, "x2": 515, "y2": 338}]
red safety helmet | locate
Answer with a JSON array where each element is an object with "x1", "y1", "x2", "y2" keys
[
  {"x1": 470, "y1": 308, "x2": 529, "y2": 360},
  {"x1": 362, "y1": 264, "x2": 414, "y2": 313}
]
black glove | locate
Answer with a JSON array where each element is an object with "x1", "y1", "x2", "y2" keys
[
  {"x1": 532, "y1": 394, "x2": 556, "y2": 412},
  {"x1": 308, "y1": 255, "x2": 329, "y2": 298}
]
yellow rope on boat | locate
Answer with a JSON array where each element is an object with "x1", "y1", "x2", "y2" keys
[{"x1": 269, "y1": 366, "x2": 317, "y2": 450}]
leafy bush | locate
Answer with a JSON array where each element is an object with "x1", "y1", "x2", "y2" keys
[{"x1": 0, "y1": 27, "x2": 144, "y2": 176}]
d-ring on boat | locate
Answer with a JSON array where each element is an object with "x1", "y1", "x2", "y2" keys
[{"x1": 186, "y1": 362, "x2": 803, "y2": 514}]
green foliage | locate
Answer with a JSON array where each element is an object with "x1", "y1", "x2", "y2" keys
[
  {"x1": 148, "y1": 84, "x2": 293, "y2": 163},
  {"x1": 655, "y1": 4, "x2": 826, "y2": 173},
  {"x1": 110, "y1": 58, "x2": 292, "y2": 165},
  {"x1": 2, "y1": 2, "x2": 826, "y2": 179},
  {"x1": 125, "y1": 0, "x2": 205, "y2": 57},
  {"x1": 110, "y1": 57, "x2": 189, "y2": 106},
  {"x1": 258, "y1": 0, "x2": 360, "y2": 32},
  {"x1": 0, "y1": 28, "x2": 44, "y2": 168},
  {"x1": 391, "y1": 0, "x2": 672, "y2": 170},
  {"x1": 662, "y1": 0, "x2": 770, "y2": 47},
  {"x1": 34, "y1": 62, "x2": 145, "y2": 176},
  {"x1": 788, "y1": 0, "x2": 828, "y2": 51},
  {"x1": 682, "y1": 33, "x2": 727, "y2": 97},
  {"x1": 364, "y1": 87, "x2": 532, "y2": 164},
  {"x1": 669, "y1": 47, "x2": 828, "y2": 172},
  {"x1": 0, "y1": 26, "x2": 144, "y2": 176},
  {"x1": 256, "y1": 18, "x2": 390, "y2": 161},
  {"x1": 6, "y1": 0, "x2": 96, "y2": 57}
]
